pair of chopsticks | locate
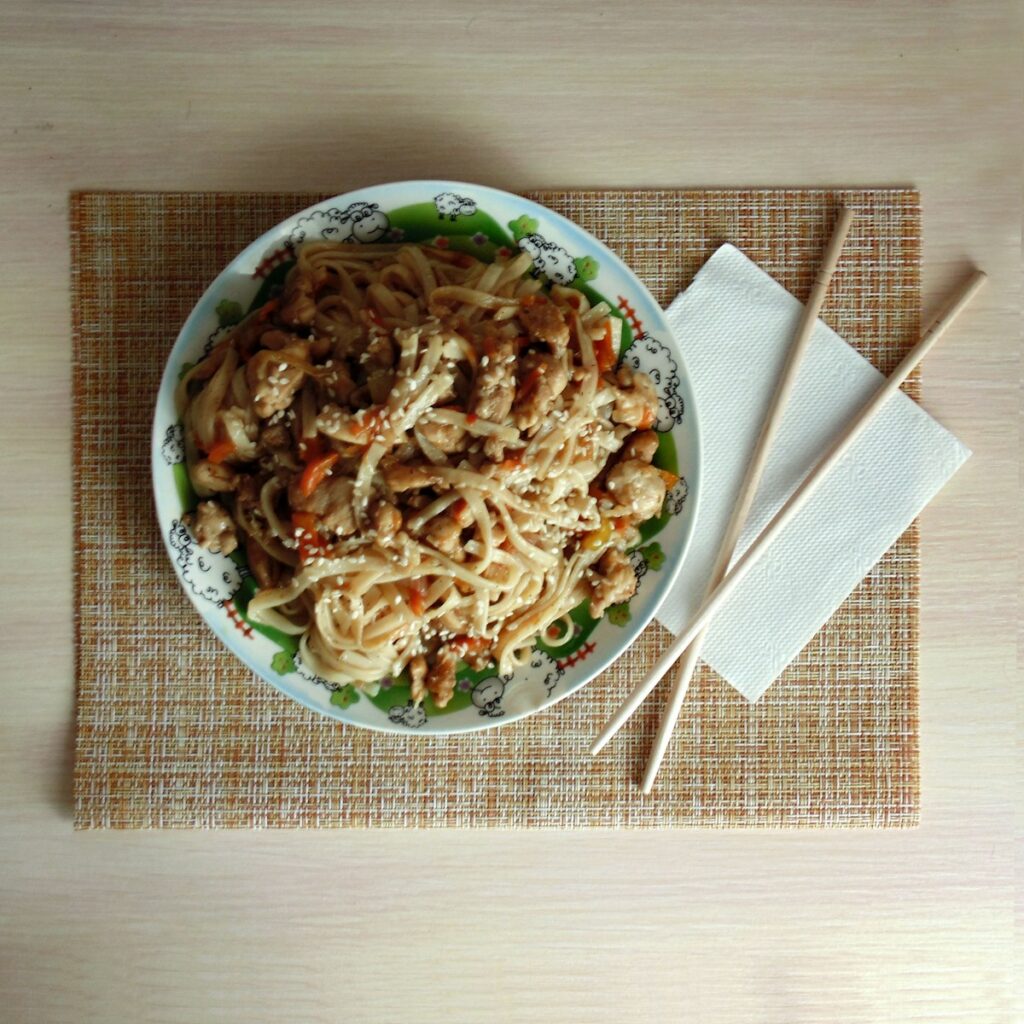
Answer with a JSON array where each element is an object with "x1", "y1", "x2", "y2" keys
[{"x1": 591, "y1": 209, "x2": 986, "y2": 791}]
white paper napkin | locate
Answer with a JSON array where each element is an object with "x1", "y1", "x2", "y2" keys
[{"x1": 656, "y1": 244, "x2": 970, "y2": 701}]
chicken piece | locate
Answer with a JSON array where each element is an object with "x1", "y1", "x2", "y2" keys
[
  {"x1": 588, "y1": 548, "x2": 638, "y2": 618},
  {"x1": 190, "y1": 459, "x2": 239, "y2": 494},
  {"x1": 418, "y1": 418, "x2": 467, "y2": 453},
  {"x1": 216, "y1": 406, "x2": 260, "y2": 462},
  {"x1": 383, "y1": 462, "x2": 446, "y2": 492},
  {"x1": 362, "y1": 332, "x2": 396, "y2": 372},
  {"x1": 366, "y1": 368, "x2": 394, "y2": 405},
  {"x1": 185, "y1": 500, "x2": 238, "y2": 555},
  {"x1": 329, "y1": 323, "x2": 364, "y2": 363},
  {"x1": 482, "y1": 436, "x2": 506, "y2": 463},
  {"x1": 232, "y1": 314, "x2": 270, "y2": 360},
  {"x1": 234, "y1": 473, "x2": 261, "y2": 506},
  {"x1": 372, "y1": 501, "x2": 402, "y2": 545},
  {"x1": 346, "y1": 385, "x2": 372, "y2": 410},
  {"x1": 469, "y1": 336, "x2": 516, "y2": 422},
  {"x1": 246, "y1": 343, "x2": 307, "y2": 419},
  {"x1": 324, "y1": 362, "x2": 358, "y2": 405},
  {"x1": 259, "y1": 328, "x2": 299, "y2": 351},
  {"x1": 409, "y1": 655, "x2": 428, "y2": 704},
  {"x1": 231, "y1": 474, "x2": 263, "y2": 533},
  {"x1": 605, "y1": 459, "x2": 667, "y2": 521},
  {"x1": 611, "y1": 365, "x2": 659, "y2": 429},
  {"x1": 309, "y1": 335, "x2": 332, "y2": 359},
  {"x1": 259, "y1": 422, "x2": 293, "y2": 453},
  {"x1": 450, "y1": 498, "x2": 474, "y2": 529},
  {"x1": 231, "y1": 316, "x2": 302, "y2": 362},
  {"x1": 238, "y1": 324, "x2": 315, "y2": 373},
  {"x1": 620, "y1": 429, "x2": 659, "y2": 463},
  {"x1": 513, "y1": 351, "x2": 570, "y2": 432},
  {"x1": 279, "y1": 270, "x2": 318, "y2": 327},
  {"x1": 517, "y1": 294, "x2": 570, "y2": 353},
  {"x1": 245, "y1": 536, "x2": 281, "y2": 589},
  {"x1": 426, "y1": 645, "x2": 459, "y2": 708},
  {"x1": 231, "y1": 475, "x2": 287, "y2": 563},
  {"x1": 289, "y1": 474, "x2": 357, "y2": 536},
  {"x1": 424, "y1": 514, "x2": 465, "y2": 562},
  {"x1": 461, "y1": 643, "x2": 492, "y2": 672},
  {"x1": 482, "y1": 559, "x2": 512, "y2": 585}
]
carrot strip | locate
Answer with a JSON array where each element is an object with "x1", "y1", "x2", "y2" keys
[
  {"x1": 594, "y1": 321, "x2": 618, "y2": 372},
  {"x1": 292, "y1": 511, "x2": 323, "y2": 565},
  {"x1": 298, "y1": 451, "x2": 339, "y2": 498},
  {"x1": 656, "y1": 468, "x2": 679, "y2": 490},
  {"x1": 637, "y1": 407, "x2": 656, "y2": 430},
  {"x1": 206, "y1": 437, "x2": 236, "y2": 465}
]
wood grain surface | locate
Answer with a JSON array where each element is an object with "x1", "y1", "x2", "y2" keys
[{"x1": 0, "y1": 2, "x2": 1018, "y2": 1022}]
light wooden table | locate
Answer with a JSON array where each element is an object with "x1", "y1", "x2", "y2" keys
[{"x1": 1, "y1": 2, "x2": 1019, "y2": 1021}]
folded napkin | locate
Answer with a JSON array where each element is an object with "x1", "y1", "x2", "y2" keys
[{"x1": 656, "y1": 244, "x2": 970, "y2": 701}]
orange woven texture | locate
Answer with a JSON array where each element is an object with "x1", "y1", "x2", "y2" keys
[{"x1": 72, "y1": 189, "x2": 920, "y2": 828}]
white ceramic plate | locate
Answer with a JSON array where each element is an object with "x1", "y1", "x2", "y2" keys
[{"x1": 152, "y1": 181, "x2": 701, "y2": 733}]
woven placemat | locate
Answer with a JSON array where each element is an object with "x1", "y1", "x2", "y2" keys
[{"x1": 72, "y1": 188, "x2": 920, "y2": 828}]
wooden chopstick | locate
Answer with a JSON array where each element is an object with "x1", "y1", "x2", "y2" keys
[
  {"x1": 591, "y1": 269, "x2": 987, "y2": 759},
  {"x1": 637, "y1": 207, "x2": 855, "y2": 792}
]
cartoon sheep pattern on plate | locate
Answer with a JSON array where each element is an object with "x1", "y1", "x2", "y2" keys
[
  {"x1": 629, "y1": 548, "x2": 649, "y2": 586},
  {"x1": 472, "y1": 649, "x2": 565, "y2": 718},
  {"x1": 380, "y1": 648, "x2": 569, "y2": 725},
  {"x1": 388, "y1": 701, "x2": 427, "y2": 729},
  {"x1": 292, "y1": 647, "x2": 340, "y2": 694},
  {"x1": 517, "y1": 232, "x2": 577, "y2": 286},
  {"x1": 470, "y1": 673, "x2": 513, "y2": 718},
  {"x1": 433, "y1": 192, "x2": 477, "y2": 221},
  {"x1": 161, "y1": 424, "x2": 185, "y2": 465},
  {"x1": 288, "y1": 202, "x2": 391, "y2": 247},
  {"x1": 665, "y1": 475, "x2": 689, "y2": 516},
  {"x1": 619, "y1": 331, "x2": 685, "y2": 433},
  {"x1": 168, "y1": 519, "x2": 242, "y2": 607}
]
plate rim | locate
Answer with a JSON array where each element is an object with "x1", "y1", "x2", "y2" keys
[{"x1": 150, "y1": 180, "x2": 703, "y2": 734}]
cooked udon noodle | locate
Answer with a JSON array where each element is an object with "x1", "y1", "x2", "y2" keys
[{"x1": 178, "y1": 241, "x2": 674, "y2": 707}]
